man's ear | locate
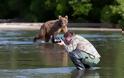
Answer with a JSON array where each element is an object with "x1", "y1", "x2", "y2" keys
[
  {"x1": 59, "y1": 15, "x2": 62, "y2": 19},
  {"x1": 65, "y1": 15, "x2": 68, "y2": 19}
]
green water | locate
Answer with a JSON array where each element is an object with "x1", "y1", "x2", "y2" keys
[{"x1": 0, "y1": 30, "x2": 123, "y2": 78}]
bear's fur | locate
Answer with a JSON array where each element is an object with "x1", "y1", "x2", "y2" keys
[{"x1": 33, "y1": 16, "x2": 68, "y2": 43}]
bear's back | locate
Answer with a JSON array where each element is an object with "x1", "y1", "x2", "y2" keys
[{"x1": 44, "y1": 20, "x2": 59, "y2": 28}]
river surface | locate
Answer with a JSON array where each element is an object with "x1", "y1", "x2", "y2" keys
[{"x1": 0, "y1": 30, "x2": 123, "y2": 78}]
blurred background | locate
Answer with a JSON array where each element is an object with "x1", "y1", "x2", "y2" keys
[{"x1": 0, "y1": 0, "x2": 124, "y2": 30}]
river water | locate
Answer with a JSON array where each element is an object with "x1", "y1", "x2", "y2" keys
[{"x1": 0, "y1": 30, "x2": 123, "y2": 78}]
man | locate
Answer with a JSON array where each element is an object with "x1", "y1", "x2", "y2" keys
[{"x1": 57, "y1": 31, "x2": 101, "y2": 70}]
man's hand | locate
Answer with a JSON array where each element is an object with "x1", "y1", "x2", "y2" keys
[{"x1": 57, "y1": 40, "x2": 65, "y2": 46}]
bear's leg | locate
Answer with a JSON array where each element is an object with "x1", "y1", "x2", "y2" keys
[
  {"x1": 33, "y1": 35, "x2": 40, "y2": 42},
  {"x1": 33, "y1": 34, "x2": 44, "y2": 42},
  {"x1": 33, "y1": 37, "x2": 37, "y2": 42},
  {"x1": 45, "y1": 34, "x2": 50, "y2": 42},
  {"x1": 51, "y1": 35, "x2": 55, "y2": 43}
]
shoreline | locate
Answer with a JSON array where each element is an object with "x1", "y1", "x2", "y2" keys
[{"x1": 0, "y1": 23, "x2": 122, "y2": 32}]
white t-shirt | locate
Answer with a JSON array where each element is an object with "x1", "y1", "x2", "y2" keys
[{"x1": 64, "y1": 35, "x2": 101, "y2": 58}]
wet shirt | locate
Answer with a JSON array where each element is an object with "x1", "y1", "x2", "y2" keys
[{"x1": 64, "y1": 35, "x2": 101, "y2": 58}]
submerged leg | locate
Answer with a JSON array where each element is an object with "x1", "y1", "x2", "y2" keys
[
  {"x1": 45, "y1": 34, "x2": 50, "y2": 42},
  {"x1": 33, "y1": 35, "x2": 40, "y2": 42},
  {"x1": 51, "y1": 35, "x2": 55, "y2": 43},
  {"x1": 33, "y1": 34, "x2": 44, "y2": 42}
]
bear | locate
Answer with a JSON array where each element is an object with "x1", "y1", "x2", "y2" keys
[{"x1": 33, "y1": 15, "x2": 68, "y2": 43}]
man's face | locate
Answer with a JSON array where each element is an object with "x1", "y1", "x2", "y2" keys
[{"x1": 64, "y1": 36, "x2": 72, "y2": 44}]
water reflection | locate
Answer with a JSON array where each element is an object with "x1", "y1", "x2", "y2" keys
[
  {"x1": 0, "y1": 67, "x2": 101, "y2": 78},
  {"x1": 71, "y1": 69, "x2": 99, "y2": 78},
  {"x1": 0, "y1": 67, "x2": 73, "y2": 78},
  {"x1": 0, "y1": 30, "x2": 123, "y2": 78},
  {"x1": 38, "y1": 43, "x2": 68, "y2": 67}
]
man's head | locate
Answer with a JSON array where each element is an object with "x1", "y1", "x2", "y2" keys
[{"x1": 64, "y1": 31, "x2": 74, "y2": 44}]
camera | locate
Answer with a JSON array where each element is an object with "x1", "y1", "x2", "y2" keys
[{"x1": 54, "y1": 37, "x2": 63, "y2": 43}]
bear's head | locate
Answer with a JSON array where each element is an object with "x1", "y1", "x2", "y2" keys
[{"x1": 58, "y1": 15, "x2": 68, "y2": 27}]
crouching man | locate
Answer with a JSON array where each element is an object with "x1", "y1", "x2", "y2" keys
[{"x1": 57, "y1": 31, "x2": 101, "y2": 70}]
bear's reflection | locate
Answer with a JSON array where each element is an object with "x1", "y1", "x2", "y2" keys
[{"x1": 38, "y1": 43, "x2": 68, "y2": 67}]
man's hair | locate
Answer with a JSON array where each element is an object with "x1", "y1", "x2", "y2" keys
[{"x1": 64, "y1": 31, "x2": 74, "y2": 38}]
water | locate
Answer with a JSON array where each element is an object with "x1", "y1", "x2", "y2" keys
[{"x1": 0, "y1": 30, "x2": 123, "y2": 78}]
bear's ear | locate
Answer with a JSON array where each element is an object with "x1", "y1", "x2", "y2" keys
[
  {"x1": 59, "y1": 15, "x2": 62, "y2": 19},
  {"x1": 65, "y1": 15, "x2": 68, "y2": 19}
]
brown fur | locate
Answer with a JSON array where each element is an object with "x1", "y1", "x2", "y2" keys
[{"x1": 33, "y1": 16, "x2": 68, "y2": 43}]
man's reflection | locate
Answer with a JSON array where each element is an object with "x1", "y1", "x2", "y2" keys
[{"x1": 71, "y1": 69, "x2": 99, "y2": 78}]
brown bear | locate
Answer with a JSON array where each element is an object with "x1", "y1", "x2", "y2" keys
[{"x1": 33, "y1": 16, "x2": 68, "y2": 43}]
